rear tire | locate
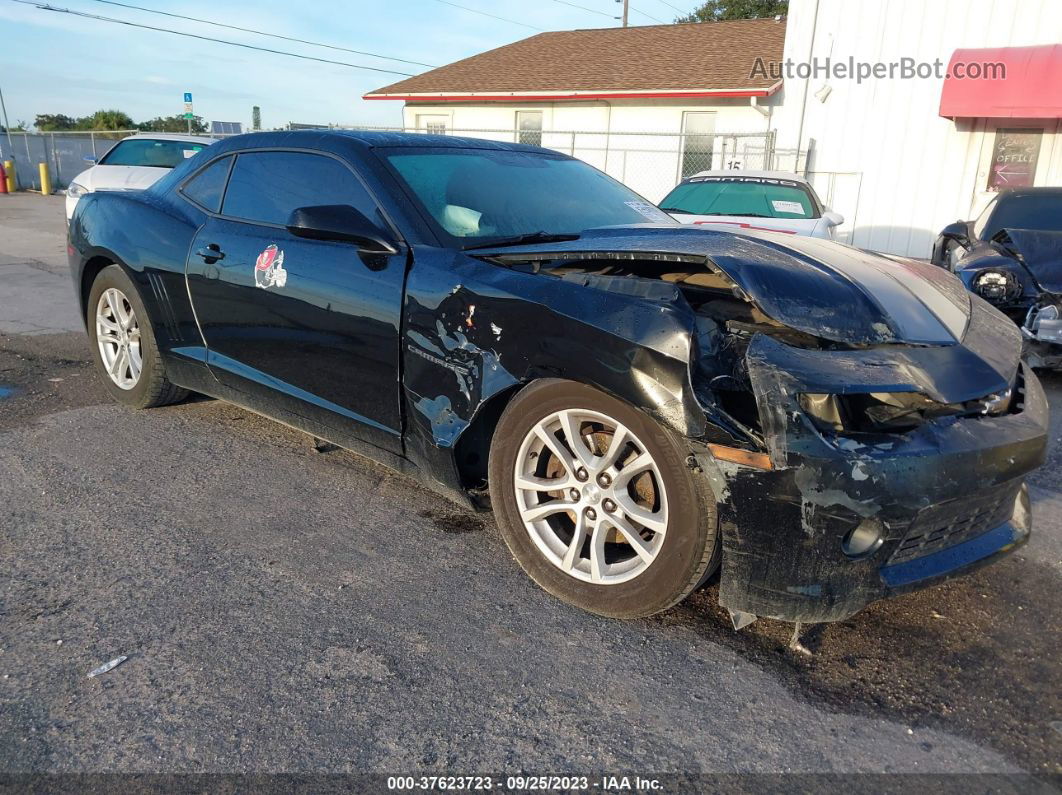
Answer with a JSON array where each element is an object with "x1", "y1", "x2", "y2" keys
[
  {"x1": 87, "y1": 264, "x2": 188, "y2": 409},
  {"x1": 489, "y1": 379, "x2": 719, "y2": 618}
]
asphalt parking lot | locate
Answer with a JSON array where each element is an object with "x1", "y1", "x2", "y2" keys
[{"x1": 1, "y1": 194, "x2": 1060, "y2": 780}]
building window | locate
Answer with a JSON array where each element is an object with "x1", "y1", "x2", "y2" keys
[
  {"x1": 416, "y1": 114, "x2": 448, "y2": 135},
  {"x1": 680, "y1": 111, "x2": 716, "y2": 178},
  {"x1": 987, "y1": 128, "x2": 1042, "y2": 191},
  {"x1": 516, "y1": 111, "x2": 543, "y2": 147}
]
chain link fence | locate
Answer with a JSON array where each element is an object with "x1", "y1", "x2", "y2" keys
[
  {"x1": 345, "y1": 126, "x2": 804, "y2": 203},
  {"x1": 0, "y1": 127, "x2": 805, "y2": 201}
]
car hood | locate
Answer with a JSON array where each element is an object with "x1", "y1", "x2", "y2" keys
[
  {"x1": 672, "y1": 214, "x2": 822, "y2": 236},
  {"x1": 473, "y1": 225, "x2": 972, "y2": 346},
  {"x1": 75, "y1": 165, "x2": 171, "y2": 192},
  {"x1": 1002, "y1": 228, "x2": 1062, "y2": 293}
]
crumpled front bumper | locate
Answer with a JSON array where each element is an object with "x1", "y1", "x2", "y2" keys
[
  {"x1": 1022, "y1": 299, "x2": 1062, "y2": 369},
  {"x1": 696, "y1": 335, "x2": 1048, "y2": 624}
]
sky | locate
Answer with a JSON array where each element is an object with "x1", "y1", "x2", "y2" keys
[{"x1": 0, "y1": 0, "x2": 688, "y2": 131}]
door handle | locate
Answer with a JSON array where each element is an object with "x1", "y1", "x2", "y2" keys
[{"x1": 195, "y1": 244, "x2": 225, "y2": 264}]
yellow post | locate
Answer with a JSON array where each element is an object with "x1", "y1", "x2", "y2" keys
[
  {"x1": 3, "y1": 160, "x2": 13, "y2": 193},
  {"x1": 38, "y1": 162, "x2": 52, "y2": 196}
]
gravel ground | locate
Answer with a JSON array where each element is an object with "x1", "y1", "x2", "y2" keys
[{"x1": 0, "y1": 195, "x2": 1059, "y2": 781}]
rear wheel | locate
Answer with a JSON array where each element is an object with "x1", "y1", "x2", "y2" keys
[
  {"x1": 87, "y1": 265, "x2": 187, "y2": 409},
  {"x1": 489, "y1": 379, "x2": 719, "y2": 618}
]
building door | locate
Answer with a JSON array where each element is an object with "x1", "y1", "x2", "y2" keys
[
  {"x1": 680, "y1": 112, "x2": 716, "y2": 179},
  {"x1": 415, "y1": 114, "x2": 449, "y2": 134},
  {"x1": 516, "y1": 111, "x2": 543, "y2": 146}
]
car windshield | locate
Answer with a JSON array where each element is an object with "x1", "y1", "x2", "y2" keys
[
  {"x1": 980, "y1": 193, "x2": 1062, "y2": 239},
  {"x1": 382, "y1": 148, "x2": 675, "y2": 245},
  {"x1": 99, "y1": 138, "x2": 208, "y2": 169},
  {"x1": 660, "y1": 177, "x2": 820, "y2": 219}
]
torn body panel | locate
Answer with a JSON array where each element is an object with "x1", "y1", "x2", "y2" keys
[{"x1": 435, "y1": 231, "x2": 1048, "y2": 622}]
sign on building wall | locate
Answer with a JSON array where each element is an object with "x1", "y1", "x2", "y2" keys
[{"x1": 987, "y1": 128, "x2": 1042, "y2": 191}]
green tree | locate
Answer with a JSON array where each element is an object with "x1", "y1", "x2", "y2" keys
[
  {"x1": 79, "y1": 109, "x2": 135, "y2": 131},
  {"x1": 676, "y1": 0, "x2": 787, "y2": 22},
  {"x1": 136, "y1": 115, "x2": 207, "y2": 133},
  {"x1": 35, "y1": 113, "x2": 79, "y2": 131}
]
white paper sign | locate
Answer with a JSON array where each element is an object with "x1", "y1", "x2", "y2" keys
[
  {"x1": 625, "y1": 200, "x2": 672, "y2": 223},
  {"x1": 771, "y1": 200, "x2": 806, "y2": 215}
]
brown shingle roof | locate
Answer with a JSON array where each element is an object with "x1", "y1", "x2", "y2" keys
[{"x1": 366, "y1": 19, "x2": 786, "y2": 98}]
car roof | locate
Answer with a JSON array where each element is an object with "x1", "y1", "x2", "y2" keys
[
  {"x1": 205, "y1": 128, "x2": 561, "y2": 156},
  {"x1": 686, "y1": 169, "x2": 811, "y2": 183},
  {"x1": 125, "y1": 133, "x2": 218, "y2": 144},
  {"x1": 996, "y1": 186, "x2": 1062, "y2": 198}
]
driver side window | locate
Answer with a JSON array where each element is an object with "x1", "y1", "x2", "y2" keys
[{"x1": 221, "y1": 151, "x2": 383, "y2": 228}]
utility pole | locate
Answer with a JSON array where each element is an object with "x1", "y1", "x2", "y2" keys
[
  {"x1": 618, "y1": 0, "x2": 628, "y2": 26},
  {"x1": 0, "y1": 78, "x2": 14, "y2": 161}
]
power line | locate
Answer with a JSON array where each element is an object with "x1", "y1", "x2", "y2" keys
[
  {"x1": 630, "y1": 6, "x2": 666, "y2": 23},
  {"x1": 653, "y1": 0, "x2": 691, "y2": 14},
  {"x1": 432, "y1": 0, "x2": 543, "y2": 31},
  {"x1": 8, "y1": 0, "x2": 417, "y2": 76},
  {"x1": 548, "y1": 0, "x2": 615, "y2": 19},
  {"x1": 83, "y1": 0, "x2": 436, "y2": 68}
]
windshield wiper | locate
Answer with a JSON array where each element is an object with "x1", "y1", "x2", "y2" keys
[
  {"x1": 658, "y1": 206, "x2": 692, "y2": 214},
  {"x1": 692, "y1": 212, "x2": 773, "y2": 218},
  {"x1": 462, "y1": 231, "x2": 581, "y2": 251}
]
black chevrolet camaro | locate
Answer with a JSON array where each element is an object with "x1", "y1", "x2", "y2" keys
[{"x1": 68, "y1": 131, "x2": 1047, "y2": 626}]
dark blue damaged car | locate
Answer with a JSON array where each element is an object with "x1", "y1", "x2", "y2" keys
[
  {"x1": 931, "y1": 187, "x2": 1062, "y2": 369},
  {"x1": 67, "y1": 131, "x2": 1048, "y2": 625}
]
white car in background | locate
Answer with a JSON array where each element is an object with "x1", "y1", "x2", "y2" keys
[
  {"x1": 659, "y1": 170, "x2": 844, "y2": 239},
  {"x1": 65, "y1": 133, "x2": 215, "y2": 220}
]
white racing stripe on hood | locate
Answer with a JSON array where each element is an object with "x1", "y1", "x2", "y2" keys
[{"x1": 772, "y1": 235, "x2": 969, "y2": 344}]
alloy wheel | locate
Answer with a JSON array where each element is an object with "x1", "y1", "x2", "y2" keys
[
  {"x1": 513, "y1": 408, "x2": 669, "y2": 584},
  {"x1": 95, "y1": 287, "x2": 142, "y2": 390}
]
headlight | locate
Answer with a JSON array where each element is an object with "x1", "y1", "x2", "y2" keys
[
  {"x1": 972, "y1": 269, "x2": 1018, "y2": 302},
  {"x1": 800, "y1": 388, "x2": 1012, "y2": 435},
  {"x1": 66, "y1": 182, "x2": 89, "y2": 198}
]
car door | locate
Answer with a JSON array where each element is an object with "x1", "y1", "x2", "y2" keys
[{"x1": 184, "y1": 149, "x2": 406, "y2": 455}]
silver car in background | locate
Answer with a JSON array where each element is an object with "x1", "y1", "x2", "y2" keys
[{"x1": 659, "y1": 170, "x2": 844, "y2": 239}]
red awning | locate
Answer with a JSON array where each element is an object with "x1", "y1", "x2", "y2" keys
[{"x1": 939, "y1": 44, "x2": 1062, "y2": 119}]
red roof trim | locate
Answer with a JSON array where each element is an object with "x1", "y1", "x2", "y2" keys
[
  {"x1": 940, "y1": 44, "x2": 1062, "y2": 119},
  {"x1": 364, "y1": 85, "x2": 781, "y2": 102}
]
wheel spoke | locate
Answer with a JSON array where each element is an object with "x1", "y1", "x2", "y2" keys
[
  {"x1": 608, "y1": 515, "x2": 657, "y2": 565},
  {"x1": 97, "y1": 315, "x2": 120, "y2": 333},
  {"x1": 108, "y1": 347, "x2": 124, "y2": 378},
  {"x1": 97, "y1": 331, "x2": 120, "y2": 346},
  {"x1": 105, "y1": 291, "x2": 123, "y2": 325},
  {"x1": 558, "y1": 410, "x2": 594, "y2": 468},
  {"x1": 616, "y1": 495, "x2": 668, "y2": 534},
  {"x1": 519, "y1": 498, "x2": 576, "y2": 524},
  {"x1": 588, "y1": 519, "x2": 607, "y2": 582},
  {"x1": 128, "y1": 350, "x2": 142, "y2": 380},
  {"x1": 533, "y1": 424, "x2": 576, "y2": 477},
  {"x1": 598, "y1": 425, "x2": 629, "y2": 471},
  {"x1": 561, "y1": 512, "x2": 589, "y2": 571},
  {"x1": 614, "y1": 450, "x2": 655, "y2": 488},
  {"x1": 514, "y1": 472, "x2": 569, "y2": 492}
]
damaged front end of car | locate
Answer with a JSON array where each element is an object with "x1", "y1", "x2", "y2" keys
[{"x1": 402, "y1": 226, "x2": 1048, "y2": 624}]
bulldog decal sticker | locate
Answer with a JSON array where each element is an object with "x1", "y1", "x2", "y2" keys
[{"x1": 254, "y1": 244, "x2": 288, "y2": 289}]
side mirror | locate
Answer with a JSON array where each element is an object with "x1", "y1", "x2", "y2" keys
[
  {"x1": 823, "y1": 210, "x2": 844, "y2": 226},
  {"x1": 83, "y1": 154, "x2": 97, "y2": 164},
  {"x1": 940, "y1": 220, "x2": 971, "y2": 247},
  {"x1": 285, "y1": 205, "x2": 398, "y2": 254}
]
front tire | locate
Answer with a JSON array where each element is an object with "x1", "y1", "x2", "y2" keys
[
  {"x1": 489, "y1": 379, "x2": 719, "y2": 619},
  {"x1": 87, "y1": 264, "x2": 187, "y2": 409}
]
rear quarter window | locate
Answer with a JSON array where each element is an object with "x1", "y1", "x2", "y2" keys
[{"x1": 181, "y1": 155, "x2": 233, "y2": 213}]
